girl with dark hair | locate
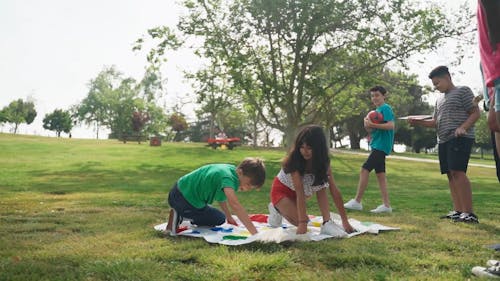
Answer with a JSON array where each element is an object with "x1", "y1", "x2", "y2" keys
[{"x1": 268, "y1": 125, "x2": 355, "y2": 236}]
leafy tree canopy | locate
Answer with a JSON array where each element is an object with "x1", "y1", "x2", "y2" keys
[
  {"x1": 139, "y1": 0, "x2": 473, "y2": 147},
  {"x1": 1, "y1": 98, "x2": 37, "y2": 134},
  {"x1": 42, "y1": 109, "x2": 73, "y2": 137}
]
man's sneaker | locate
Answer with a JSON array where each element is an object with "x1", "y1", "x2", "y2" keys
[
  {"x1": 320, "y1": 219, "x2": 347, "y2": 238},
  {"x1": 489, "y1": 244, "x2": 500, "y2": 251},
  {"x1": 472, "y1": 265, "x2": 500, "y2": 278},
  {"x1": 170, "y1": 209, "x2": 183, "y2": 236},
  {"x1": 439, "y1": 210, "x2": 461, "y2": 220},
  {"x1": 370, "y1": 204, "x2": 392, "y2": 213},
  {"x1": 344, "y1": 199, "x2": 363, "y2": 211},
  {"x1": 488, "y1": 260, "x2": 500, "y2": 267},
  {"x1": 454, "y1": 212, "x2": 479, "y2": 223},
  {"x1": 268, "y1": 203, "x2": 283, "y2": 227}
]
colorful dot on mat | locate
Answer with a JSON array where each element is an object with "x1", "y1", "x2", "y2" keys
[
  {"x1": 238, "y1": 230, "x2": 250, "y2": 236},
  {"x1": 176, "y1": 226, "x2": 188, "y2": 233},
  {"x1": 210, "y1": 227, "x2": 233, "y2": 233},
  {"x1": 311, "y1": 221, "x2": 322, "y2": 227},
  {"x1": 222, "y1": 235, "x2": 247, "y2": 240},
  {"x1": 249, "y1": 214, "x2": 268, "y2": 223}
]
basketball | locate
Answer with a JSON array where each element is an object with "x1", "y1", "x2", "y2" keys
[{"x1": 368, "y1": 110, "x2": 384, "y2": 124}]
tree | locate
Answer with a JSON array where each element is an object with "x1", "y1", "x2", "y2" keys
[
  {"x1": 76, "y1": 66, "x2": 168, "y2": 141},
  {"x1": 42, "y1": 109, "x2": 73, "y2": 137},
  {"x1": 1, "y1": 98, "x2": 37, "y2": 134},
  {"x1": 0, "y1": 110, "x2": 8, "y2": 123},
  {"x1": 140, "y1": 0, "x2": 473, "y2": 147},
  {"x1": 475, "y1": 112, "x2": 492, "y2": 158},
  {"x1": 132, "y1": 111, "x2": 150, "y2": 143},
  {"x1": 75, "y1": 67, "x2": 121, "y2": 139},
  {"x1": 408, "y1": 126, "x2": 438, "y2": 153},
  {"x1": 168, "y1": 112, "x2": 188, "y2": 141},
  {"x1": 107, "y1": 77, "x2": 140, "y2": 143},
  {"x1": 189, "y1": 64, "x2": 234, "y2": 139}
]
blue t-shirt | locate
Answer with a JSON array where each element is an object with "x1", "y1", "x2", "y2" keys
[{"x1": 370, "y1": 103, "x2": 395, "y2": 155}]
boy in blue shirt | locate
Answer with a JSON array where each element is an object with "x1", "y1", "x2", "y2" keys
[{"x1": 344, "y1": 86, "x2": 395, "y2": 213}]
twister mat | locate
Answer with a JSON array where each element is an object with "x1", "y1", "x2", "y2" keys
[{"x1": 154, "y1": 213, "x2": 399, "y2": 245}]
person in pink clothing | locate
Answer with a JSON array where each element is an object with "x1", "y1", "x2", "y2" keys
[{"x1": 477, "y1": 1, "x2": 500, "y2": 128}]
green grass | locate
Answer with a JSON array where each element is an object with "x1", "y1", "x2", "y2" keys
[
  {"x1": 342, "y1": 148, "x2": 497, "y2": 166},
  {"x1": 0, "y1": 133, "x2": 499, "y2": 281}
]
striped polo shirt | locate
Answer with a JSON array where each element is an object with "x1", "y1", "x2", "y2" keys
[{"x1": 433, "y1": 86, "x2": 475, "y2": 144}]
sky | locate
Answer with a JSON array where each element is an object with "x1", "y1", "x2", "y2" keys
[{"x1": 0, "y1": 0, "x2": 480, "y2": 139}]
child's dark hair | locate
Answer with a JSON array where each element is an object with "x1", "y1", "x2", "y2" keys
[
  {"x1": 428, "y1": 66, "x2": 450, "y2": 79},
  {"x1": 282, "y1": 125, "x2": 329, "y2": 185},
  {"x1": 370, "y1": 85, "x2": 387, "y2": 95},
  {"x1": 238, "y1": 157, "x2": 266, "y2": 187}
]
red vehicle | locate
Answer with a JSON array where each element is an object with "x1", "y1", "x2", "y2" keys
[{"x1": 207, "y1": 137, "x2": 241, "y2": 150}]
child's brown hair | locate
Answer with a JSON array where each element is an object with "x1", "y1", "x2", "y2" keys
[{"x1": 238, "y1": 157, "x2": 266, "y2": 187}]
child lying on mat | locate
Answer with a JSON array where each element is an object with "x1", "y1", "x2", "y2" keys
[{"x1": 166, "y1": 157, "x2": 266, "y2": 236}]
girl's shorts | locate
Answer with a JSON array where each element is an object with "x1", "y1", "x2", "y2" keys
[{"x1": 270, "y1": 177, "x2": 296, "y2": 205}]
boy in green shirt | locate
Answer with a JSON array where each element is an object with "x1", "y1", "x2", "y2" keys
[
  {"x1": 344, "y1": 86, "x2": 395, "y2": 213},
  {"x1": 166, "y1": 158, "x2": 266, "y2": 235}
]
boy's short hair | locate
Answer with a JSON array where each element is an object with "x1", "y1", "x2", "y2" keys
[
  {"x1": 238, "y1": 157, "x2": 266, "y2": 187},
  {"x1": 370, "y1": 85, "x2": 387, "y2": 95},
  {"x1": 428, "y1": 66, "x2": 450, "y2": 79}
]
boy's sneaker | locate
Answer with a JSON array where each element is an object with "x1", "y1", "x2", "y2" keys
[
  {"x1": 370, "y1": 204, "x2": 392, "y2": 213},
  {"x1": 170, "y1": 209, "x2": 183, "y2": 236},
  {"x1": 439, "y1": 210, "x2": 461, "y2": 220},
  {"x1": 488, "y1": 260, "x2": 500, "y2": 267},
  {"x1": 268, "y1": 203, "x2": 283, "y2": 227},
  {"x1": 454, "y1": 212, "x2": 479, "y2": 223},
  {"x1": 344, "y1": 199, "x2": 363, "y2": 211},
  {"x1": 320, "y1": 219, "x2": 347, "y2": 238},
  {"x1": 472, "y1": 265, "x2": 500, "y2": 278}
]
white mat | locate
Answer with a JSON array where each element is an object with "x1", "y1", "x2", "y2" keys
[{"x1": 154, "y1": 212, "x2": 399, "y2": 246}]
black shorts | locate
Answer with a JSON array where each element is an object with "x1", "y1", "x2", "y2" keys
[
  {"x1": 362, "y1": 149, "x2": 387, "y2": 174},
  {"x1": 438, "y1": 137, "x2": 473, "y2": 174}
]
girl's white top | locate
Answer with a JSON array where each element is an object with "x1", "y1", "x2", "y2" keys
[{"x1": 277, "y1": 168, "x2": 328, "y2": 197}]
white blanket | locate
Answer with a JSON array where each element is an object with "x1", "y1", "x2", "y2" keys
[{"x1": 154, "y1": 212, "x2": 399, "y2": 246}]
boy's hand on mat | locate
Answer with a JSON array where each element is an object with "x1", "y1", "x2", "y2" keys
[
  {"x1": 227, "y1": 217, "x2": 238, "y2": 226},
  {"x1": 296, "y1": 223, "x2": 307, "y2": 234},
  {"x1": 343, "y1": 221, "x2": 355, "y2": 234}
]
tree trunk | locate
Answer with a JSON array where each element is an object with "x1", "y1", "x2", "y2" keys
[
  {"x1": 325, "y1": 127, "x2": 332, "y2": 149},
  {"x1": 209, "y1": 113, "x2": 216, "y2": 139},
  {"x1": 252, "y1": 122, "x2": 258, "y2": 147},
  {"x1": 349, "y1": 132, "x2": 361, "y2": 150},
  {"x1": 95, "y1": 122, "x2": 100, "y2": 140},
  {"x1": 284, "y1": 125, "x2": 297, "y2": 150}
]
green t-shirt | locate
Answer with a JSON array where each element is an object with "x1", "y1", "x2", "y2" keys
[
  {"x1": 370, "y1": 103, "x2": 395, "y2": 155},
  {"x1": 177, "y1": 164, "x2": 239, "y2": 209}
]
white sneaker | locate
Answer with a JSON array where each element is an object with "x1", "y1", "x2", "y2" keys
[
  {"x1": 169, "y1": 209, "x2": 183, "y2": 236},
  {"x1": 320, "y1": 219, "x2": 347, "y2": 238},
  {"x1": 370, "y1": 204, "x2": 392, "y2": 213},
  {"x1": 268, "y1": 203, "x2": 282, "y2": 227},
  {"x1": 472, "y1": 265, "x2": 500, "y2": 278},
  {"x1": 488, "y1": 260, "x2": 500, "y2": 267},
  {"x1": 344, "y1": 199, "x2": 363, "y2": 210}
]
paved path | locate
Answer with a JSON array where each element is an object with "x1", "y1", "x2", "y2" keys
[{"x1": 332, "y1": 149, "x2": 496, "y2": 169}]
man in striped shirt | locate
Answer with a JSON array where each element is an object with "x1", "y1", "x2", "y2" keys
[{"x1": 409, "y1": 66, "x2": 480, "y2": 223}]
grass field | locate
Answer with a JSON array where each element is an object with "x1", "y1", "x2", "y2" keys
[{"x1": 0, "y1": 133, "x2": 499, "y2": 281}]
